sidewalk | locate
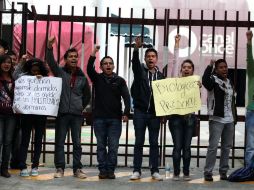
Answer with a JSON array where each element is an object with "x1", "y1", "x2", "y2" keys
[{"x1": 0, "y1": 166, "x2": 253, "y2": 190}]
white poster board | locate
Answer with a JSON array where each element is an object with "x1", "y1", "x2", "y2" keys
[{"x1": 13, "y1": 76, "x2": 62, "y2": 116}]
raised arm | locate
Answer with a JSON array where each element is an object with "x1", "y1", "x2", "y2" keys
[
  {"x1": 131, "y1": 37, "x2": 143, "y2": 78},
  {"x1": 12, "y1": 54, "x2": 27, "y2": 80},
  {"x1": 202, "y1": 60, "x2": 215, "y2": 91},
  {"x1": 246, "y1": 30, "x2": 254, "y2": 77},
  {"x1": 46, "y1": 36, "x2": 62, "y2": 76},
  {"x1": 87, "y1": 45, "x2": 100, "y2": 82},
  {"x1": 171, "y1": 34, "x2": 181, "y2": 77}
]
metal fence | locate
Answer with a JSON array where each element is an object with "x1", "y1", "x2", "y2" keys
[{"x1": 0, "y1": 2, "x2": 252, "y2": 168}]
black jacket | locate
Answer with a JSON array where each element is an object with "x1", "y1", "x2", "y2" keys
[
  {"x1": 87, "y1": 56, "x2": 130, "y2": 119},
  {"x1": 131, "y1": 49, "x2": 164, "y2": 114}
]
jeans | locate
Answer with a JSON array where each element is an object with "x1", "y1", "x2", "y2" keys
[
  {"x1": 245, "y1": 109, "x2": 254, "y2": 166},
  {"x1": 204, "y1": 120, "x2": 234, "y2": 175},
  {"x1": 133, "y1": 109, "x2": 160, "y2": 174},
  {"x1": 54, "y1": 114, "x2": 83, "y2": 173},
  {"x1": 19, "y1": 114, "x2": 46, "y2": 169},
  {"x1": 10, "y1": 116, "x2": 21, "y2": 167},
  {"x1": 168, "y1": 114, "x2": 195, "y2": 176},
  {"x1": 0, "y1": 114, "x2": 16, "y2": 169},
  {"x1": 93, "y1": 118, "x2": 122, "y2": 173}
]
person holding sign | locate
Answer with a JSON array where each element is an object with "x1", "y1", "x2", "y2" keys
[
  {"x1": 47, "y1": 36, "x2": 91, "y2": 179},
  {"x1": 245, "y1": 30, "x2": 254, "y2": 167},
  {"x1": 13, "y1": 58, "x2": 49, "y2": 177},
  {"x1": 202, "y1": 59, "x2": 237, "y2": 181},
  {"x1": 168, "y1": 34, "x2": 200, "y2": 181},
  {"x1": 87, "y1": 45, "x2": 130, "y2": 179},
  {"x1": 130, "y1": 37, "x2": 164, "y2": 181},
  {"x1": 0, "y1": 55, "x2": 15, "y2": 178}
]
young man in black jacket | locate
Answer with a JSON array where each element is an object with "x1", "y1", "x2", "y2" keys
[
  {"x1": 87, "y1": 45, "x2": 130, "y2": 179},
  {"x1": 130, "y1": 37, "x2": 164, "y2": 181}
]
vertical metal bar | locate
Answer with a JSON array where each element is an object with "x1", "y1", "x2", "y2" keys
[
  {"x1": 116, "y1": 8, "x2": 121, "y2": 75},
  {"x1": 212, "y1": 10, "x2": 215, "y2": 55},
  {"x1": 162, "y1": 9, "x2": 169, "y2": 166},
  {"x1": 57, "y1": 6, "x2": 62, "y2": 64},
  {"x1": 70, "y1": 6, "x2": 74, "y2": 46},
  {"x1": 188, "y1": 10, "x2": 192, "y2": 57},
  {"x1": 152, "y1": 9, "x2": 156, "y2": 46},
  {"x1": 223, "y1": 11, "x2": 227, "y2": 59},
  {"x1": 33, "y1": 16, "x2": 37, "y2": 57},
  {"x1": 232, "y1": 11, "x2": 239, "y2": 168},
  {"x1": 81, "y1": 6, "x2": 86, "y2": 44},
  {"x1": 90, "y1": 6, "x2": 97, "y2": 166},
  {"x1": 0, "y1": 7, "x2": 2, "y2": 38},
  {"x1": 19, "y1": 2, "x2": 28, "y2": 56},
  {"x1": 128, "y1": 8, "x2": 133, "y2": 69},
  {"x1": 105, "y1": 7, "x2": 109, "y2": 56},
  {"x1": 9, "y1": 2, "x2": 15, "y2": 50},
  {"x1": 197, "y1": 10, "x2": 204, "y2": 168},
  {"x1": 177, "y1": 9, "x2": 180, "y2": 34},
  {"x1": 44, "y1": 5, "x2": 50, "y2": 61}
]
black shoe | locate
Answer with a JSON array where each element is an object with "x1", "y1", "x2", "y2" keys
[
  {"x1": 98, "y1": 171, "x2": 108, "y2": 179},
  {"x1": 1, "y1": 170, "x2": 11, "y2": 178},
  {"x1": 204, "y1": 174, "x2": 213, "y2": 181},
  {"x1": 220, "y1": 173, "x2": 228, "y2": 180},
  {"x1": 107, "y1": 172, "x2": 116, "y2": 179}
]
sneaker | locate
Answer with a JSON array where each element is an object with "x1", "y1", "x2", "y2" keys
[
  {"x1": 204, "y1": 174, "x2": 213, "y2": 181},
  {"x1": 130, "y1": 171, "x2": 141, "y2": 180},
  {"x1": 20, "y1": 169, "x2": 30, "y2": 177},
  {"x1": 151, "y1": 172, "x2": 163, "y2": 181},
  {"x1": 220, "y1": 173, "x2": 228, "y2": 180},
  {"x1": 98, "y1": 171, "x2": 108, "y2": 179},
  {"x1": 31, "y1": 168, "x2": 39, "y2": 176},
  {"x1": 1, "y1": 169, "x2": 11, "y2": 178},
  {"x1": 108, "y1": 171, "x2": 116, "y2": 179},
  {"x1": 183, "y1": 175, "x2": 191, "y2": 181},
  {"x1": 172, "y1": 175, "x2": 180, "y2": 181},
  {"x1": 74, "y1": 169, "x2": 87, "y2": 179},
  {"x1": 54, "y1": 168, "x2": 64, "y2": 178}
]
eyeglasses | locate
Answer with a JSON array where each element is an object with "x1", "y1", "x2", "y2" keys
[{"x1": 102, "y1": 62, "x2": 113, "y2": 65}]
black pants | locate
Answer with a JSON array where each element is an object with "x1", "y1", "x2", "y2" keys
[{"x1": 19, "y1": 114, "x2": 46, "y2": 169}]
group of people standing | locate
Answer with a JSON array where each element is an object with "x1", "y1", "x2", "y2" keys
[{"x1": 0, "y1": 30, "x2": 253, "y2": 183}]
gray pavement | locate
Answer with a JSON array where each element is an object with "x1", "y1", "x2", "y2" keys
[{"x1": 0, "y1": 166, "x2": 253, "y2": 190}]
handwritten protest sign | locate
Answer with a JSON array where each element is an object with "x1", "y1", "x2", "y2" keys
[
  {"x1": 152, "y1": 75, "x2": 201, "y2": 116},
  {"x1": 13, "y1": 76, "x2": 62, "y2": 116}
]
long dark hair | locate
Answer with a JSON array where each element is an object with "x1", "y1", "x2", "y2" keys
[
  {"x1": 23, "y1": 58, "x2": 49, "y2": 76},
  {"x1": 0, "y1": 55, "x2": 14, "y2": 77}
]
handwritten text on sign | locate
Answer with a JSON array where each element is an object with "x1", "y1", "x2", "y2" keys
[
  {"x1": 13, "y1": 76, "x2": 62, "y2": 116},
  {"x1": 152, "y1": 75, "x2": 201, "y2": 116}
]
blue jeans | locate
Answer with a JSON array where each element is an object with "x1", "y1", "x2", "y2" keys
[
  {"x1": 0, "y1": 114, "x2": 16, "y2": 169},
  {"x1": 54, "y1": 114, "x2": 83, "y2": 173},
  {"x1": 168, "y1": 114, "x2": 194, "y2": 176},
  {"x1": 245, "y1": 109, "x2": 254, "y2": 166},
  {"x1": 133, "y1": 109, "x2": 160, "y2": 174},
  {"x1": 19, "y1": 114, "x2": 46, "y2": 169},
  {"x1": 93, "y1": 118, "x2": 122, "y2": 173},
  {"x1": 204, "y1": 120, "x2": 234, "y2": 175}
]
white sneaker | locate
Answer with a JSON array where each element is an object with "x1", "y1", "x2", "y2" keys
[
  {"x1": 31, "y1": 168, "x2": 39, "y2": 176},
  {"x1": 130, "y1": 172, "x2": 141, "y2": 180},
  {"x1": 183, "y1": 175, "x2": 191, "y2": 181},
  {"x1": 152, "y1": 172, "x2": 163, "y2": 181},
  {"x1": 20, "y1": 169, "x2": 30, "y2": 177},
  {"x1": 172, "y1": 175, "x2": 180, "y2": 181}
]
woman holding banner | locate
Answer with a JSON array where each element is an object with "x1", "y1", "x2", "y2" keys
[
  {"x1": 168, "y1": 34, "x2": 201, "y2": 181},
  {"x1": 202, "y1": 59, "x2": 236, "y2": 181},
  {"x1": 13, "y1": 58, "x2": 49, "y2": 177},
  {"x1": 0, "y1": 55, "x2": 16, "y2": 178}
]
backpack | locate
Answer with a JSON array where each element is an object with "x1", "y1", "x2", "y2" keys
[{"x1": 228, "y1": 165, "x2": 254, "y2": 182}]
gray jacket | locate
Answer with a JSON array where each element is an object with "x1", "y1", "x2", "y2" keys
[{"x1": 46, "y1": 48, "x2": 91, "y2": 116}]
